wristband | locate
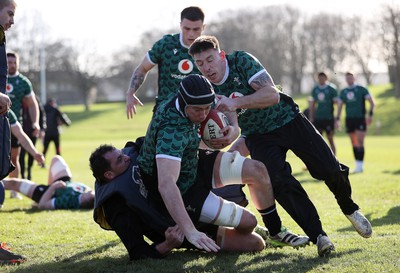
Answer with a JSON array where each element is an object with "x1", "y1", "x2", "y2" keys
[{"x1": 369, "y1": 110, "x2": 373, "y2": 116}]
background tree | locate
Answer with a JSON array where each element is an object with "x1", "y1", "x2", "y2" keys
[
  {"x1": 380, "y1": 4, "x2": 400, "y2": 98},
  {"x1": 5, "y1": 4, "x2": 393, "y2": 106},
  {"x1": 304, "y1": 13, "x2": 348, "y2": 78}
]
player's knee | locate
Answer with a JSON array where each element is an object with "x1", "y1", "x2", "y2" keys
[
  {"x1": 237, "y1": 210, "x2": 257, "y2": 232},
  {"x1": 251, "y1": 234, "x2": 266, "y2": 251},
  {"x1": 245, "y1": 159, "x2": 270, "y2": 185}
]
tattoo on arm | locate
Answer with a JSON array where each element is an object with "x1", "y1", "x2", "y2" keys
[
  {"x1": 129, "y1": 71, "x2": 145, "y2": 91},
  {"x1": 251, "y1": 72, "x2": 273, "y2": 90}
]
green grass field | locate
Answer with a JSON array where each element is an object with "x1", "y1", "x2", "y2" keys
[{"x1": 1, "y1": 84, "x2": 399, "y2": 273}]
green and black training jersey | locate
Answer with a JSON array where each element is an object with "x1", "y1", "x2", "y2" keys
[
  {"x1": 211, "y1": 51, "x2": 299, "y2": 136},
  {"x1": 311, "y1": 83, "x2": 338, "y2": 120},
  {"x1": 138, "y1": 98, "x2": 200, "y2": 195},
  {"x1": 147, "y1": 33, "x2": 200, "y2": 105},
  {"x1": 6, "y1": 73, "x2": 33, "y2": 122},
  {"x1": 339, "y1": 85, "x2": 370, "y2": 119}
]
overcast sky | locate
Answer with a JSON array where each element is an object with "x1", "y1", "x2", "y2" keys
[{"x1": 14, "y1": 0, "x2": 396, "y2": 55}]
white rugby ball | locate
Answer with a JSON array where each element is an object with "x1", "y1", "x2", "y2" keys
[{"x1": 200, "y1": 109, "x2": 230, "y2": 149}]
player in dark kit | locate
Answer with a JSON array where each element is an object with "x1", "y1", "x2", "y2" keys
[{"x1": 189, "y1": 35, "x2": 373, "y2": 257}]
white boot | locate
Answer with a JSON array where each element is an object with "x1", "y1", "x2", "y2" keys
[{"x1": 353, "y1": 160, "x2": 363, "y2": 173}]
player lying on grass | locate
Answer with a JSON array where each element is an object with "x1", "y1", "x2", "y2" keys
[
  {"x1": 91, "y1": 140, "x2": 266, "y2": 260},
  {"x1": 1, "y1": 155, "x2": 94, "y2": 210}
]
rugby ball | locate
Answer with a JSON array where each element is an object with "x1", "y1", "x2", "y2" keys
[{"x1": 200, "y1": 109, "x2": 230, "y2": 149}]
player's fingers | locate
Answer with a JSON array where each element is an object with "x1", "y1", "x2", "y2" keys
[
  {"x1": 126, "y1": 109, "x2": 132, "y2": 119},
  {"x1": 200, "y1": 239, "x2": 219, "y2": 252}
]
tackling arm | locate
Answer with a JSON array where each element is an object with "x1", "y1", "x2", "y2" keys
[{"x1": 215, "y1": 71, "x2": 280, "y2": 113}]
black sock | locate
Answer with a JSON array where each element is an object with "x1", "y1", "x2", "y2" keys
[
  {"x1": 359, "y1": 146, "x2": 365, "y2": 161},
  {"x1": 258, "y1": 204, "x2": 281, "y2": 236},
  {"x1": 353, "y1": 147, "x2": 358, "y2": 160},
  {"x1": 353, "y1": 146, "x2": 365, "y2": 161}
]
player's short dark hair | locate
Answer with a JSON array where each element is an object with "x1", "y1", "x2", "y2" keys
[
  {"x1": 6, "y1": 51, "x2": 18, "y2": 59},
  {"x1": 0, "y1": 0, "x2": 16, "y2": 10},
  {"x1": 345, "y1": 71, "x2": 354, "y2": 76},
  {"x1": 318, "y1": 72, "x2": 327, "y2": 78},
  {"x1": 89, "y1": 144, "x2": 115, "y2": 183},
  {"x1": 189, "y1": 35, "x2": 220, "y2": 56},
  {"x1": 181, "y1": 6, "x2": 205, "y2": 22}
]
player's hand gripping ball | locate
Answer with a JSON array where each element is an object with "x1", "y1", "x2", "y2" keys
[{"x1": 200, "y1": 109, "x2": 230, "y2": 149}]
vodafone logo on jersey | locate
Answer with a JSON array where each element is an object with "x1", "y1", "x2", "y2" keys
[
  {"x1": 5, "y1": 83, "x2": 13, "y2": 94},
  {"x1": 178, "y1": 59, "x2": 194, "y2": 74}
]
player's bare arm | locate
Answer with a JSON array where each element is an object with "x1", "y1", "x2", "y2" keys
[
  {"x1": 246, "y1": 71, "x2": 280, "y2": 109},
  {"x1": 125, "y1": 57, "x2": 154, "y2": 119},
  {"x1": 218, "y1": 71, "x2": 280, "y2": 112},
  {"x1": 155, "y1": 225, "x2": 184, "y2": 256},
  {"x1": 24, "y1": 94, "x2": 40, "y2": 136},
  {"x1": 366, "y1": 95, "x2": 375, "y2": 125},
  {"x1": 38, "y1": 181, "x2": 66, "y2": 210},
  {"x1": 308, "y1": 99, "x2": 316, "y2": 122},
  {"x1": 156, "y1": 157, "x2": 220, "y2": 252},
  {"x1": 11, "y1": 122, "x2": 44, "y2": 165}
]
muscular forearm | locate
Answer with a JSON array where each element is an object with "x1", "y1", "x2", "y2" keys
[
  {"x1": 127, "y1": 68, "x2": 148, "y2": 97},
  {"x1": 158, "y1": 182, "x2": 195, "y2": 236},
  {"x1": 235, "y1": 86, "x2": 280, "y2": 109}
]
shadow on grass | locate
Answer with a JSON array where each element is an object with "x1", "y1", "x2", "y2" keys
[
  {"x1": 8, "y1": 241, "x2": 122, "y2": 273},
  {"x1": 376, "y1": 86, "x2": 395, "y2": 99},
  {"x1": 8, "y1": 246, "x2": 361, "y2": 273},
  {"x1": 382, "y1": 169, "x2": 400, "y2": 175},
  {"x1": 292, "y1": 171, "x2": 317, "y2": 184},
  {"x1": 337, "y1": 206, "x2": 400, "y2": 234},
  {"x1": 370, "y1": 206, "x2": 400, "y2": 226},
  {"x1": 0, "y1": 207, "x2": 93, "y2": 214}
]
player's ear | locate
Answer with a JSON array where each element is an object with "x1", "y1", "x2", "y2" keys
[
  {"x1": 219, "y1": 51, "x2": 226, "y2": 60},
  {"x1": 104, "y1": 170, "x2": 114, "y2": 181}
]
